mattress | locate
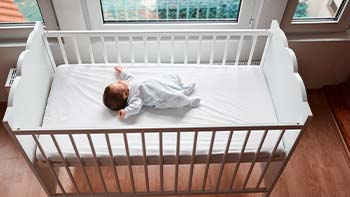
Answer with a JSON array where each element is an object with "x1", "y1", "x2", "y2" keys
[{"x1": 38, "y1": 64, "x2": 285, "y2": 164}]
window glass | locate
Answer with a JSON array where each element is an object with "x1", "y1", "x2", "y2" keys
[
  {"x1": 101, "y1": 0, "x2": 242, "y2": 22},
  {"x1": 293, "y1": 0, "x2": 347, "y2": 20},
  {"x1": 0, "y1": 0, "x2": 43, "y2": 23}
]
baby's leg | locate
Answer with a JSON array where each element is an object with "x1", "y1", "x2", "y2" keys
[
  {"x1": 172, "y1": 75, "x2": 196, "y2": 96},
  {"x1": 156, "y1": 93, "x2": 200, "y2": 108}
]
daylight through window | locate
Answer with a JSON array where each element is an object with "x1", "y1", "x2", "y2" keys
[
  {"x1": 293, "y1": 0, "x2": 347, "y2": 21},
  {"x1": 0, "y1": 0, "x2": 43, "y2": 24},
  {"x1": 101, "y1": 0, "x2": 242, "y2": 22}
]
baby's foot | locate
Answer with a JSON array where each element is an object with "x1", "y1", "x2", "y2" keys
[
  {"x1": 189, "y1": 98, "x2": 201, "y2": 107},
  {"x1": 184, "y1": 83, "x2": 195, "y2": 96}
]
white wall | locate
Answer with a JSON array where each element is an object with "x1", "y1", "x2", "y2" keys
[
  {"x1": 0, "y1": 46, "x2": 26, "y2": 102},
  {"x1": 289, "y1": 40, "x2": 350, "y2": 88}
]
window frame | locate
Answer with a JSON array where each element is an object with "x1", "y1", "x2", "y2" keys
[
  {"x1": 85, "y1": 0, "x2": 257, "y2": 30},
  {"x1": 0, "y1": 0, "x2": 58, "y2": 40},
  {"x1": 281, "y1": 0, "x2": 350, "y2": 33}
]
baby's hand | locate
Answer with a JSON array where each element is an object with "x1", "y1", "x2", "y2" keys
[
  {"x1": 114, "y1": 66, "x2": 123, "y2": 74},
  {"x1": 118, "y1": 109, "x2": 126, "y2": 119}
]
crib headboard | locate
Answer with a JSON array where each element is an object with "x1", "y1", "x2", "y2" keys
[{"x1": 3, "y1": 22, "x2": 54, "y2": 161}]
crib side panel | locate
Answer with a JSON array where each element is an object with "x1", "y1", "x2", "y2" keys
[
  {"x1": 3, "y1": 22, "x2": 54, "y2": 164},
  {"x1": 5, "y1": 22, "x2": 54, "y2": 129},
  {"x1": 262, "y1": 21, "x2": 312, "y2": 124}
]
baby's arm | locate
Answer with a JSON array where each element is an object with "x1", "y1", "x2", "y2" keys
[
  {"x1": 115, "y1": 66, "x2": 133, "y2": 81},
  {"x1": 119, "y1": 97, "x2": 142, "y2": 119}
]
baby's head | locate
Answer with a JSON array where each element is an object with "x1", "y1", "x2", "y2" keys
[{"x1": 103, "y1": 80, "x2": 129, "y2": 110}]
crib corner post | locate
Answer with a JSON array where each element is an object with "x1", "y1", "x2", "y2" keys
[
  {"x1": 259, "y1": 161, "x2": 284, "y2": 190},
  {"x1": 34, "y1": 163, "x2": 60, "y2": 195},
  {"x1": 2, "y1": 121, "x2": 54, "y2": 197}
]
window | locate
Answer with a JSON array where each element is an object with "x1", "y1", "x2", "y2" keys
[
  {"x1": 281, "y1": 0, "x2": 350, "y2": 33},
  {"x1": 0, "y1": 0, "x2": 57, "y2": 40},
  {"x1": 293, "y1": 0, "x2": 347, "y2": 21},
  {"x1": 100, "y1": 0, "x2": 241, "y2": 22},
  {"x1": 0, "y1": 0, "x2": 43, "y2": 24},
  {"x1": 86, "y1": 0, "x2": 257, "y2": 30}
]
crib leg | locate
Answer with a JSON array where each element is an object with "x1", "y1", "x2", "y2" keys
[
  {"x1": 259, "y1": 161, "x2": 283, "y2": 190},
  {"x1": 35, "y1": 164, "x2": 60, "y2": 195},
  {"x1": 261, "y1": 192, "x2": 271, "y2": 197}
]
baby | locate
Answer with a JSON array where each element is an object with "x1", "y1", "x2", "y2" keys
[{"x1": 103, "y1": 66, "x2": 201, "y2": 118}]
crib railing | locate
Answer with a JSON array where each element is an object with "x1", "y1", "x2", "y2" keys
[
  {"x1": 43, "y1": 29, "x2": 271, "y2": 68},
  {"x1": 12, "y1": 124, "x2": 304, "y2": 196}
]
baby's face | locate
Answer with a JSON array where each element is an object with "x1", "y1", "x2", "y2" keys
[{"x1": 109, "y1": 80, "x2": 129, "y2": 99}]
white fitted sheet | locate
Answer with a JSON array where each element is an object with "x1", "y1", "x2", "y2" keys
[{"x1": 39, "y1": 64, "x2": 284, "y2": 163}]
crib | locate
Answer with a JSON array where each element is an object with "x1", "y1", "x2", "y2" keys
[{"x1": 3, "y1": 20, "x2": 312, "y2": 197}]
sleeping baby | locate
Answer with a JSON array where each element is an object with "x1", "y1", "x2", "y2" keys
[{"x1": 103, "y1": 66, "x2": 201, "y2": 118}]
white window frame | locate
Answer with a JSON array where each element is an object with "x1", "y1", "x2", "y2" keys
[
  {"x1": 281, "y1": 0, "x2": 350, "y2": 33},
  {"x1": 0, "y1": 0, "x2": 58, "y2": 40},
  {"x1": 85, "y1": 0, "x2": 258, "y2": 30}
]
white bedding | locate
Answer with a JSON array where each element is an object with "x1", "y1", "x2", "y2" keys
[{"x1": 39, "y1": 64, "x2": 284, "y2": 163}]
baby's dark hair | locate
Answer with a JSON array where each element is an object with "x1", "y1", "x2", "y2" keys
[{"x1": 103, "y1": 86, "x2": 127, "y2": 110}]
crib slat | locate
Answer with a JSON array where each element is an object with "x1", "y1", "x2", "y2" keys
[
  {"x1": 141, "y1": 132, "x2": 150, "y2": 193},
  {"x1": 101, "y1": 36, "x2": 108, "y2": 64},
  {"x1": 32, "y1": 135, "x2": 66, "y2": 195},
  {"x1": 222, "y1": 35, "x2": 230, "y2": 65},
  {"x1": 210, "y1": 35, "x2": 216, "y2": 65},
  {"x1": 188, "y1": 131, "x2": 198, "y2": 191},
  {"x1": 174, "y1": 131, "x2": 180, "y2": 192},
  {"x1": 50, "y1": 134, "x2": 80, "y2": 193},
  {"x1": 105, "y1": 133, "x2": 122, "y2": 193},
  {"x1": 261, "y1": 34, "x2": 271, "y2": 67},
  {"x1": 123, "y1": 132, "x2": 136, "y2": 193},
  {"x1": 171, "y1": 35, "x2": 175, "y2": 65},
  {"x1": 229, "y1": 130, "x2": 252, "y2": 189},
  {"x1": 248, "y1": 35, "x2": 258, "y2": 66},
  {"x1": 159, "y1": 131, "x2": 164, "y2": 192},
  {"x1": 115, "y1": 36, "x2": 122, "y2": 64},
  {"x1": 235, "y1": 35, "x2": 244, "y2": 66},
  {"x1": 57, "y1": 37, "x2": 68, "y2": 65},
  {"x1": 68, "y1": 134, "x2": 94, "y2": 193},
  {"x1": 43, "y1": 36, "x2": 56, "y2": 71},
  {"x1": 215, "y1": 130, "x2": 234, "y2": 191},
  {"x1": 256, "y1": 129, "x2": 286, "y2": 189},
  {"x1": 87, "y1": 37, "x2": 95, "y2": 64},
  {"x1": 72, "y1": 36, "x2": 82, "y2": 64},
  {"x1": 143, "y1": 36, "x2": 148, "y2": 65},
  {"x1": 196, "y1": 35, "x2": 202, "y2": 65},
  {"x1": 129, "y1": 36, "x2": 135, "y2": 65},
  {"x1": 242, "y1": 129, "x2": 268, "y2": 190},
  {"x1": 87, "y1": 134, "x2": 108, "y2": 193},
  {"x1": 202, "y1": 131, "x2": 216, "y2": 191},
  {"x1": 184, "y1": 35, "x2": 188, "y2": 65},
  {"x1": 157, "y1": 36, "x2": 161, "y2": 65}
]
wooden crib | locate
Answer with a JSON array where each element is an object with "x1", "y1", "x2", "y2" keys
[{"x1": 3, "y1": 20, "x2": 312, "y2": 197}]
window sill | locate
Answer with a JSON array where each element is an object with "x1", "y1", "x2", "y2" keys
[{"x1": 286, "y1": 30, "x2": 350, "y2": 42}]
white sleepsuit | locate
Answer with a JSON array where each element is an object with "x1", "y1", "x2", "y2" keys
[{"x1": 120, "y1": 70, "x2": 200, "y2": 118}]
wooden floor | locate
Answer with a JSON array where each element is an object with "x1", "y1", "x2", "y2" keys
[
  {"x1": 1, "y1": 90, "x2": 350, "y2": 197},
  {"x1": 323, "y1": 79, "x2": 350, "y2": 156}
]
